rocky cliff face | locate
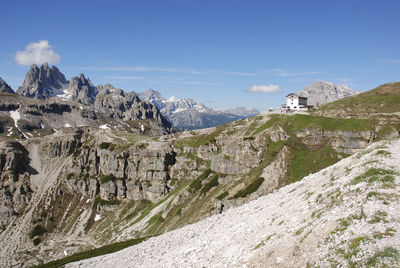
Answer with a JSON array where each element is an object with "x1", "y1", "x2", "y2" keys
[
  {"x1": 17, "y1": 63, "x2": 68, "y2": 99},
  {"x1": 0, "y1": 140, "x2": 32, "y2": 228},
  {"x1": 2, "y1": 65, "x2": 172, "y2": 136},
  {"x1": 0, "y1": 78, "x2": 14, "y2": 94},
  {"x1": 298, "y1": 81, "x2": 357, "y2": 107},
  {"x1": 68, "y1": 74, "x2": 98, "y2": 105}
]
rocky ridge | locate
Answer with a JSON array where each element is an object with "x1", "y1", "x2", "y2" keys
[
  {"x1": 298, "y1": 81, "x2": 357, "y2": 107},
  {"x1": 0, "y1": 64, "x2": 172, "y2": 138},
  {"x1": 0, "y1": 78, "x2": 14, "y2": 94}
]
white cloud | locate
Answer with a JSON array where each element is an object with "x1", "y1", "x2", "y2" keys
[
  {"x1": 247, "y1": 84, "x2": 281, "y2": 93},
  {"x1": 15, "y1": 40, "x2": 61, "y2": 65}
]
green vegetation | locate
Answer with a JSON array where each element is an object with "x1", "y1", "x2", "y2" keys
[
  {"x1": 367, "y1": 247, "x2": 399, "y2": 266},
  {"x1": 319, "y1": 81, "x2": 400, "y2": 115},
  {"x1": 200, "y1": 174, "x2": 220, "y2": 195},
  {"x1": 94, "y1": 197, "x2": 121, "y2": 207},
  {"x1": 174, "y1": 125, "x2": 226, "y2": 149},
  {"x1": 33, "y1": 238, "x2": 41, "y2": 246},
  {"x1": 188, "y1": 169, "x2": 212, "y2": 193},
  {"x1": 375, "y1": 150, "x2": 391, "y2": 157},
  {"x1": 32, "y1": 237, "x2": 148, "y2": 268},
  {"x1": 217, "y1": 191, "x2": 229, "y2": 200},
  {"x1": 233, "y1": 177, "x2": 264, "y2": 199},
  {"x1": 352, "y1": 168, "x2": 397, "y2": 185},
  {"x1": 254, "y1": 114, "x2": 375, "y2": 135},
  {"x1": 287, "y1": 142, "x2": 343, "y2": 183},
  {"x1": 100, "y1": 174, "x2": 123, "y2": 184},
  {"x1": 368, "y1": 210, "x2": 388, "y2": 224},
  {"x1": 147, "y1": 214, "x2": 164, "y2": 225},
  {"x1": 29, "y1": 225, "x2": 47, "y2": 239},
  {"x1": 99, "y1": 142, "x2": 117, "y2": 151}
]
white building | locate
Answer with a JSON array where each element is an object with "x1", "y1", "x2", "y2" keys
[{"x1": 283, "y1": 93, "x2": 308, "y2": 111}]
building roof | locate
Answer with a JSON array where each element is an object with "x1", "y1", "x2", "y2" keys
[{"x1": 286, "y1": 93, "x2": 307, "y2": 99}]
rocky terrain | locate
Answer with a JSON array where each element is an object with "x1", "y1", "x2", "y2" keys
[
  {"x1": 0, "y1": 81, "x2": 398, "y2": 267},
  {"x1": 298, "y1": 81, "x2": 357, "y2": 107},
  {"x1": 0, "y1": 78, "x2": 15, "y2": 94},
  {"x1": 0, "y1": 64, "x2": 172, "y2": 138},
  {"x1": 69, "y1": 137, "x2": 400, "y2": 267},
  {"x1": 139, "y1": 89, "x2": 259, "y2": 130}
]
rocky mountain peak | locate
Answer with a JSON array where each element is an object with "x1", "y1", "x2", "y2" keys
[
  {"x1": 97, "y1": 84, "x2": 125, "y2": 97},
  {"x1": 0, "y1": 77, "x2": 15, "y2": 94},
  {"x1": 298, "y1": 81, "x2": 357, "y2": 107},
  {"x1": 68, "y1": 74, "x2": 98, "y2": 105},
  {"x1": 16, "y1": 63, "x2": 68, "y2": 99}
]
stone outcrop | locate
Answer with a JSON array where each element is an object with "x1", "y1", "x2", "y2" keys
[
  {"x1": 0, "y1": 78, "x2": 14, "y2": 94},
  {"x1": 298, "y1": 81, "x2": 357, "y2": 107},
  {"x1": 0, "y1": 141, "x2": 32, "y2": 228},
  {"x1": 17, "y1": 63, "x2": 67, "y2": 99},
  {"x1": 68, "y1": 74, "x2": 98, "y2": 105},
  {"x1": 296, "y1": 128, "x2": 375, "y2": 154}
]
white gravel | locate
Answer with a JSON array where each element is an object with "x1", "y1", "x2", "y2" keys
[{"x1": 69, "y1": 138, "x2": 400, "y2": 268}]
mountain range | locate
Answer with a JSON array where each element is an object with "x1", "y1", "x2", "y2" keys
[
  {"x1": 139, "y1": 89, "x2": 259, "y2": 130},
  {"x1": 0, "y1": 64, "x2": 260, "y2": 132}
]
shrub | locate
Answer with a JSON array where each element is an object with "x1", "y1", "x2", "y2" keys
[
  {"x1": 100, "y1": 174, "x2": 117, "y2": 184},
  {"x1": 33, "y1": 238, "x2": 41, "y2": 246},
  {"x1": 217, "y1": 191, "x2": 228, "y2": 200},
  {"x1": 29, "y1": 225, "x2": 47, "y2": 239},
  {"x1": 200, "y1": 174, "x2": 220, "y2": 195},
  {"x1": 99, "y1": 142, "x2": 116, "y2": 151},
  {"x1": 189, "y1": 169, "x2": 212, "y2": 193},
  {"x1": 233, "y1": 177, "x2": 265, "y2": 199}
]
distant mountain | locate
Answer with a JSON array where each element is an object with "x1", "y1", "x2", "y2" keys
[
  {"x1": 298, "y1": 81, "x2": 357, "y2": 107},
  {"x1": 1, "y1": 64, "x2": 172, "y2": 137},
  {"x1": 139, "y1": 89, "x2": 259, "y2": 130},
  {"x1": 16, "y1": 63, "x2": 68, "y2": 99},
  {"x1": 0, "y1": 78, "x2": 14, "y2": 94}
]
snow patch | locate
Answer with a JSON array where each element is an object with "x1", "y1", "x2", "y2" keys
[
  {"x1": 94, "y1": 214, "x2": 101, "y2": 222},
  {"x1": 99, "y1": 124, "x2": 110, "y2": 130},
  {"x1": 64, "y1": 123, "x2": 72, "y2": 128}
]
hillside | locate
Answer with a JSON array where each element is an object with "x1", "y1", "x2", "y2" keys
[
  {"x1": 316, "y1": 81, "x2": 400, "y2": 118},
  {"x1": 0, "y1": 82, "x2": 399, "y2": 267},
  {"x1": 70, "y1": 137, "x2": 400, "y2": 267}
]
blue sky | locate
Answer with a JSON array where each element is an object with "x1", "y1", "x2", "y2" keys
[{"x1": 1, "y1": 0, "x2": 399, "y2": 110}]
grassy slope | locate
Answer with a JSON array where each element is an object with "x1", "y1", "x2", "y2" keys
[{"x1": 318, "y1": 81, "x2": 400, "y2": 115}]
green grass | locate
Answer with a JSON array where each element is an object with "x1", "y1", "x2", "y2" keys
[
  {"x1": 99, "y1": 142, "x2": 116, "y2": 151},
  {"x1": 253, "y1": 114, "x2": 282, "y2": 135},
  {"x1": 94, "y1": 197, "x2": 121, "y2": 207},
  {"x1": 200, "y1": 174, "x2": 220, "y2": 195},
  {"x1": 100, "y1": 174, "x2": 123, "y2": 184},
  {"x1": 217, "y1": 191, "x2": 229, "y2": 200},
  {"x1": 174, "y1": 125, "x2": 226, "y2": 149},
  {"x1": 287, "y1": 142, "x2": 343, "y2": 183},
  {"x1": 233, "y1": 177, "x2": 264, "y2": 199},
  {"x1": 352, "y1": 168, "x2": 397, "y2": 185},
  {"x1": 147, "y1": 214, "x2": 164, "y2": 225},
  {"x1": 188, "y1": 169, "x2": 212, "y2": 193},
  {"x1": 319, "y1": 81, "x2": 400, "y2": 115},
  {"x1": 32, "y1": 237, "x2": 148, "y2": 268},
  {"x1": 367, "y1": 247, "x2": 399, "y2": 266}
]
